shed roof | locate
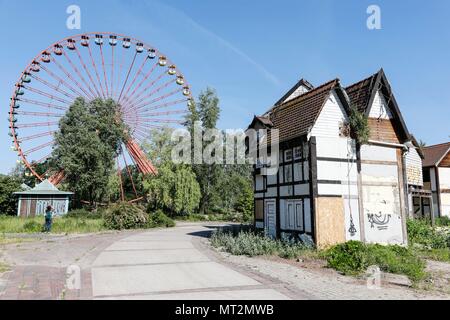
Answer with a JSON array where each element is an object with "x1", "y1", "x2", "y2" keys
[
  {"x1": 422, "y1": 142, "x2": 450, "y2": 167},
  {"x1": 14, "y1": 179, "x2": 73, "y2": 196}
]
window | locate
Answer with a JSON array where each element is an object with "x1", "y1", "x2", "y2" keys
[
  {"x1": 294, "y1": 146, "x2": 302, "y2": 159},
  {"x1": 284, "y1": 149, "x2": 293, "y2": 162},
  {"x1": 255, "y1": 200, "x2": 264, "y2": 220}
]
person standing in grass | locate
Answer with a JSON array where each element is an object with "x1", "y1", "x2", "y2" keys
[{"x1": 44, "y1": 205, "x2": 53, "y2": 232}]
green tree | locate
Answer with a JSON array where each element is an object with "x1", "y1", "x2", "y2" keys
[
  {"x1": 235, "y1": 180, "x2": 254, "y2": 222},
  {"x1": 0, "y1": 174, "x2": 22, "y2": 215},
  {"x1": 52, "y1": 98, "x2": 125, "y2": 206},
  {"x1": 143, "y1": 163, "x2": 200, "y2": 215},
  {"x1": 192, "y1": 88, "x2": 223, "y2": 214}
]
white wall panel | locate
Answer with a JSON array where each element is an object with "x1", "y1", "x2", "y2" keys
[{"x1": 360, "y1": 145, "x2": 397, "y2": 162}]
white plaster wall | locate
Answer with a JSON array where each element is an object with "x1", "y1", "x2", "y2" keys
[
  {"x1": 368, "y1": 90, "x2": 393, "y2": 119},
  {"x1": 310, "y1": 91, "x2": 347, "y2": 138}
]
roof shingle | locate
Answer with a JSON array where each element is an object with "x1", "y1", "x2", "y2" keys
[
  {"x1": 266, "y1": 79, "x2": 339, "y2": 143},
  {"x1": 422, "y1": 142, "x2": 450, "y2": 167}
]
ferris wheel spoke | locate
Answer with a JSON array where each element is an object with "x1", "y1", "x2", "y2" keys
[
  {"x1": 17, "y1": 131, "x2": 56, "y2": 142},
  {"x1": 61, "y1": 50, "x2": 97, "y2": 99},
  {"x1": 50, "y1": 56, "x2": 92, "y2": 100},
  {"x1": 118, "y1": 52, "x2": 138, "y2": 104},
  {"x1": 15, "y1": 111, "x2": 64, "y2": 118},
  {"x1": 40, "y1": 64, "x2": 86, "y2": 99},
  {"x1": 124, "y1": 61, "x2": 159, "y2": 104},
  {"x1": 22, "y1": 85, "x2": 71, "y2": 105},
  {"x1": 15, "y1": 121, "x2": 59, "y2": 129},
  {"x1": 87, "y1": 45, "x2": 106, "y2": 99},
  {"x1": 74, "y1": 46, "x2": 102, "y2": 98},
  {"x1": 125, "y1": 70, "x2": 168, "y2": 106},
  {"x1": 130, "y1": 86, "x2": 182, "y2": 112},
  {"x1": 127, "y1": 78, "x2": 177, "y2": 112},
  {"x1": 29, "y1": 74, "x2": 77, "y2": 100},
  {"x1": 134, "y1": 98, "x2": 189, "y2": 114},
  {"x1": 23, "y1": 140, "x2": 55, "y2": 156},
  {"x1": 17, "y1": 98, "x2": 67, "y2": 111},
  {"x1": 119, "y1": 55, "x2": 149, "y2": 105},
  {"x1": 115, "y1": 44, "x2": 127, "y2": 101},
  {"x1": 138, "y1": 109, "x2": 189, "y2": 118},
  {"x1": 30, "y1": 153, "x2": 52, "y2": 168},
  {"x1": 99, "y1": 45, "x2": 110, "y2": 98}
]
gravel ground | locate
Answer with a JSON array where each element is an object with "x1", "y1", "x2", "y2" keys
[{"x1": 205, "y1": 240, "x2": 450, "y2": 300}]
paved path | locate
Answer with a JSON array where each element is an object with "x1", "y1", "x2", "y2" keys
[{"x1": 91, "y1": 224, "x2": 294, "y2": 300}]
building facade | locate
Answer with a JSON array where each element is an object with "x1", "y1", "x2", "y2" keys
[
  {"x1": 422, "y1": 142, "x2": 450, "y2": 218},
  {"x1": 248, "y1": 69, "x2": 417, "y2": 247},
  {"x1": 14, "y1": 179, "x2": 73, "y2": 217}
]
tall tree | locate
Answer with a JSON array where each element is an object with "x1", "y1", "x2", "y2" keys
[
  {"x1": 192, "y1": 88, "x2": 224, "y2": 214},
  {"x1": 0, "y1": 174, "x2": 22, "y2": 215},
  {"x1": 52, "y1": 98, "x2": 125, "y2": 205}
]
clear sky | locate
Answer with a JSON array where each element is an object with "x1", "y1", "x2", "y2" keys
[{"x1": 0, "y1": 0, "x2": 449, "y2": 173}]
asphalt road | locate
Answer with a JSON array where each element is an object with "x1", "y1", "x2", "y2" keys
[{"x1": 90, "y1": 223, "x2": 292, "y2": 300}]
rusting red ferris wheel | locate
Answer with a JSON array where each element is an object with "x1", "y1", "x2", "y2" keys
[{"x1": 8, "y1": 32, "x2": 193, "y2": 202}]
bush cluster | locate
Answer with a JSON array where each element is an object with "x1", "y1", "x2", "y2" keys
[
  {"x1": 103, "y1": 202, "x2": 148, "y2": 230},
  {"x1": 407, "y1": 219, "x2": 449, "y2": 249},
  {"x1": 324, "y1": 240, "x2": 426, "y2": 282},
  {"x1": 148, "y1": 210, "x2": 175, "y2": 228},
  {"x1": 210, "y1": 228, "x2": 311, "y2": 259}
]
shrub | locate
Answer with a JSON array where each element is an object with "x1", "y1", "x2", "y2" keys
[
  {"x1": 324, "y1": 241, "x2": 426, "y2": 282},
  {"x1": 148, "y1": 210, "x2": 175, "y2": 228},
  {"x1": 210, "y1": 228, "x2": 310, "y2": 258},
  {"x1": 103, "y1": 202, "x2": 148, "y2": 230},
  {"x1": 324, "y1": 241, "x2": 369, "y2": 275},
  {"x1": 407, "y1": 219, "x2": 448, "y2": 249},
  {"x1": 435, "y1": 216, "x2": 450, "y2": 227}
]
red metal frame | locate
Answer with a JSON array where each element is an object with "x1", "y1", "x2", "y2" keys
[{"x1": 9, "y1": 32, "x2": 192, "y2": 201}]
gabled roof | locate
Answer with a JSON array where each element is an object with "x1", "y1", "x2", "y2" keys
[
  {"x1": 274, "y1": 78, "x2": 315, "y2": 106},
  {"x1": 345, "y1": 68, "x2": 410, "y2": 142},
  {"x1": 247, "y1": 116, "x2": 273, "y2": 130},
  {"x1": 267, "y1": 79, "x2": 340, "y2": 143},
  {"x1": 422, "y1": 142, "x2": 450, "y2": 167},
  {"x1": 14, "y1": 179, "x2": 73, "y2": 196}
]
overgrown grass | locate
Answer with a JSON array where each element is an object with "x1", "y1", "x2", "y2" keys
[
  {"x1": 0, "y1": 209, "x2": 176, "y2": 234},
  {"x1": 323, "y1": 241, "x2": 426, "y2": 282},
  {"x1": 0, "y1": 215, "x2": 107, "y2": 234},
  {"x1": 407, "y1": 218, "x2": 450, "y2": 262},
  {"x1": 210, "y1": 228, "x2": 314, "y2": 259}
]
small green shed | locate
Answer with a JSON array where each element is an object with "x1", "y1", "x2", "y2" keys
[{"x1": 14, "y1": 179, "x2": 73, "y2": 217}]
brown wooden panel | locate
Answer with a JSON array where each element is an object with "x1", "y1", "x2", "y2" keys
[
  {"x1": 255, "y1": 200, "x2": 264, "y2": 220},
  {"x1": 368, "y1": 118, "x2": 401, "y2": 144},
  {"x1": 19, "y1": 199, "x2": 28, "y2": 218},
  {"x1": 440, "y1": 152, "x2": 450, "y2": 167},
  {"x1": 29, "y1": 200, "x2": 37, "y2": 218},
  {"x1": 315, "y1": 197, "x2": 345, "y2": 248}
]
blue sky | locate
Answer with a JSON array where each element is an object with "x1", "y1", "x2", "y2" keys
[{"x1": 0, "y1": 0, "x2": 449, "y2": 173}]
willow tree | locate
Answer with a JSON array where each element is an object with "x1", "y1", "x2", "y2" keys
[{"x1": 52, "y1": 98, "x2": 125, "y2": 205}]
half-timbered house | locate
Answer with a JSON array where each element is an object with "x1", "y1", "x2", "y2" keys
[
  {"x1": 422, "y1": 142, "x2": 450, "y2": 218},
  {"x1": 248, "y1": 69, "x2": 417, "y2": 247}
]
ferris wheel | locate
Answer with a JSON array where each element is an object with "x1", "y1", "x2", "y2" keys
[{"x1": 8, "y1": 32, "x2": 193, "y2": 201}]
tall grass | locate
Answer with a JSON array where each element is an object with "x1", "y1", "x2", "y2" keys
[
  {"x1": 0, "y1": 215, "x2": 106, "y2": 234},
  {"x1": 210, "y1": 228, "x2": 314, "y2": 259}
]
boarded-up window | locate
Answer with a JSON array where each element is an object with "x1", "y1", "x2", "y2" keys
[{"x1": 255, "y1": 200, "x2": 264, "y2": 220}]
